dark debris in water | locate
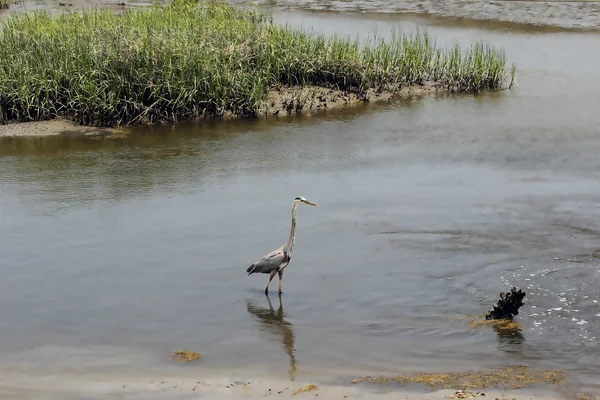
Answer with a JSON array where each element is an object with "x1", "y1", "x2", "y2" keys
[
  {"x1": 351, "y1": 366, "x2": 567, "y2": 390},
  {"x1": 485, "y1": 287, "x2": 526, "y2": 321}
]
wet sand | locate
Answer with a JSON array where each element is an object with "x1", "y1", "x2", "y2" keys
[
  {"x1": 0, "y1": 118, "x2": 118, "y2": 138},
  {"x1": 0, "y1": 373, "x2": 572, "y2": 400}
]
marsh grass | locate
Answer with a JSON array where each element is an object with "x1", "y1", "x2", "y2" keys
[
  {"x1": 0, "y1": 0, "x2": 514, "y2": 127},
  {"x1": 0, "y1": 0, "x2": 19, "y2": 9}
]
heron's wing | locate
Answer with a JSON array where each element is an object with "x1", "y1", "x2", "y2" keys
[{"x1": 247, "y1": 248, "x2": 286, "y2": 275}]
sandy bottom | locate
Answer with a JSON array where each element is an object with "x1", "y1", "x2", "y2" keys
[
  {"x1": 0, "y1": 118, "x2": 121, "y2": 138},
  {"x1": 0, "y1": 84, "x2": 443, "y2": 137},
  {"x1": 0, "y1": 373, "x2": 570, "y2": 400}
]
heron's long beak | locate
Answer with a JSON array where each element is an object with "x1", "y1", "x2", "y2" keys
[{"x1": 303, "y1": 200, "x2": 318, "y2": 206}]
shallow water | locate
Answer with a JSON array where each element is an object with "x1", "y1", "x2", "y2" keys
[
  {"x1": 245, "y1": 0, "x2": 600, "y2": 32},
  {"x1": 1, "y1": 3, "x2": 600, "y2": 398}
]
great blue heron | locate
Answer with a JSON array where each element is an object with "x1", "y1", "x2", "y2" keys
[{"x1": 246, "y1": 196, "x2": 318, "y2": 295}]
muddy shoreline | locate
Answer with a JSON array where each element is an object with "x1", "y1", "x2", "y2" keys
[
  {"x1": 0, "y1": 372, "x2": 579, "y2": 400},
  {"x1": 0, "y1": 83, "x2": 444, "y2": 138}
]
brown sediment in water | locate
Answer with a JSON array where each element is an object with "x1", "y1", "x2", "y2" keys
[
  {"x1": 170, "y1": 349, "x2": 201, "y2": 363},
  {"x1": 459, "y1": 313, "x2": 522, "y2": 332},
  {"x1": 292, "y1": 384, "x2": 319, "y2": 395},
  {"x1": 0, "y1": 84, "x2": 443, "y2": 138},
  {"x1": 351, "y1": 366, "x2": 567, "y2": 390},
  {"x1": 458, "y1": 314, "x2": 526, "y2": 344}
]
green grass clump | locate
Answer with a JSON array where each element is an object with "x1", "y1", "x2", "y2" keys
[
  {"x1": 0, "y1": 0, "x2": 514, "y2": 127},
  {"x1": 0, "y1": 0, "x2": 19, "y2": 9}
]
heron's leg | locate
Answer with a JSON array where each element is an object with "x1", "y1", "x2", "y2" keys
[
  {"x1": 278, "y1": 269, "x2": 284, "y2": 294},
  {"x1": 265, "y1": 270, "x2": 277, "y2": 295}
]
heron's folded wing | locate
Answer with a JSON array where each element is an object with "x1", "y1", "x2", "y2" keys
[{"x1": 250, "y1": 250, "x2": 285, "y2": 274}]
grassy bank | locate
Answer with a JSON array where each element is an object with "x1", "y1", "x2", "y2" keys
[
  {"x1": 0, "y1": 0, "x2": 516, "y2": 127},
  {"x1": 0, "y1": 0, "x2": 18, "y2": 9}
]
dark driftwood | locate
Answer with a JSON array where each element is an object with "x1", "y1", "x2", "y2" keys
[{"x1": 485, "y1": 287, "x2": 526, "y2": 320}]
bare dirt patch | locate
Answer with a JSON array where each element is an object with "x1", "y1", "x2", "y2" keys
[{"x1": 261, "y1": 83, "x2": 442, "y2": 117}]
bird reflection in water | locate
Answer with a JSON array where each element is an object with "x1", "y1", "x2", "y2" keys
[{"x1": 246, "y1": 294, "x2": 297, "y2": 381}]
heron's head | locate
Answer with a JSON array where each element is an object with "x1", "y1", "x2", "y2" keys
[{"x1": 294, "y1": 196, "x2": 318, "y2": 206}]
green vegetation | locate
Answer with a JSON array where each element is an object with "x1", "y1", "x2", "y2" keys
[
  {"x1": 0, "y1": 0, "x2": 515, "y2": 127},
  {"x1": 0, "y1": 0, "x2": 18, "y2": 9}
]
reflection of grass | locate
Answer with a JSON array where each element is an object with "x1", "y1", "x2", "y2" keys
[
  {"x1": 170, "y1": 349, "x2": 201, "y2": 363},
  {"x1": 0, "y1": 0, "x2": 514, "y2": 127},
  {"x1": 352, "y1": 366, "x2": 566, "y2": 390}
]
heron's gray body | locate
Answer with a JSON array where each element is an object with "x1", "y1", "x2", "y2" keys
[
  {"x1": 246, "y1": 247, "x2": 291, "y2": 275},
  {"x1": 246, "y1": 196, "x2": 317, "y2": 295}
]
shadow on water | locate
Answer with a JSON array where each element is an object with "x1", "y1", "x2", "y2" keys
[
  {"x1": 492, "y1": 321, "x2": 525, "y2": 353},
  {"x1": 246, "y1": 295, "x2": 297, "y2": 381}
]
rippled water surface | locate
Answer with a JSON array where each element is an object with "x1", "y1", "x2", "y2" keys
[
  {"x1": 238, "y1": 0, "x2": 600, "y2": 32},
  {"x1": 1, "y1": 3, "x2": 600, "y2": 398}
]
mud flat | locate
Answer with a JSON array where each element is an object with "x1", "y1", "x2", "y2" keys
[
  {"x1": 0, "y1": 118, "x2": 119, "y2": 137},
  {"x1": 0, "y1": 372, "x2": 580, "y2": 400}
]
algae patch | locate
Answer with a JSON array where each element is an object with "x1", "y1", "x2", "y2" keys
[
  {"x1": 463, "y1": 314, "x2": 522, "y2": 331},
  {"x1": 352, "y1": 366, "x2": 566, "y2": 390},
  {"x1": 292, "y1": 384, "x2": 318, "y2": 395},
  {"x1": 458, "y1": 314, "x2": 524, "y2": 339},
  {"x1": 170, "y1": 349, "x2": 201, "y2": 363}
]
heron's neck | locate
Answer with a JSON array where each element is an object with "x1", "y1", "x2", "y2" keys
[{"x1": 284, "y1": 201, "x2": 298, "y2": 254}]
